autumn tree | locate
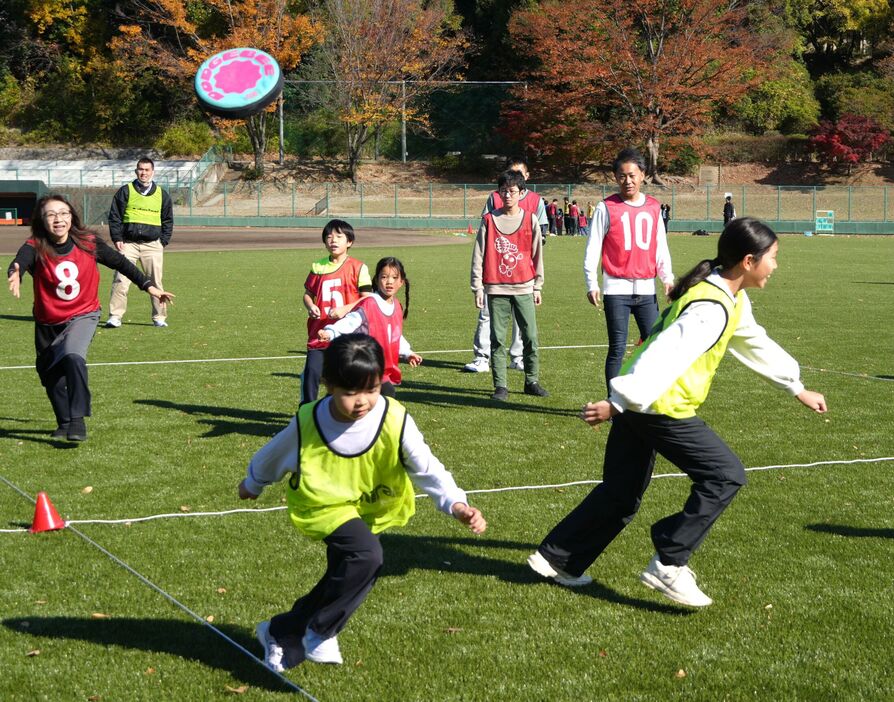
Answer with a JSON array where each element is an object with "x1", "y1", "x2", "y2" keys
[
  {"x1": 809, "y1": 113, "x2": 890, "y2": 173},
  {"x1": 110, "y1": 0, "x2": 319, "y2": 173},
  {"x1": 309, "y1": 0, "x2": 468, "y2": 183},
  {"x1": 507, "y1": 0, "x2": 774, "y2": 181}
]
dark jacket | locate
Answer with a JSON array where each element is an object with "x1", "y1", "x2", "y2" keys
[{"x1": 108, "y1": 181, "x2": 174, "y2": 246}]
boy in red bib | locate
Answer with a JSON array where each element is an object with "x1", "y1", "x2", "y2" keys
[
  {"x1": 471, "y1": 170, "x2": 547, "y2": 401},
  {"x1": 584, "y1": 148, "x2": 675, "y2": 391},
  {"x1": 301, "y1": 220, "x2": 373, "y2": 404}
]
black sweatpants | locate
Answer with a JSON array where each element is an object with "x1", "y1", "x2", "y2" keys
[
  {"x1": 539, "y1": 411, "x2": 747, "y2": 574},
  {"x1": 35, "y1": 311, "x2": 99, "y2": 423},
  {"x1": 270, "y1": 518, "x2": 383, "y2": 641},
  {"x1": 300, "y1": 349, "x2": 325, "y2": 405}
]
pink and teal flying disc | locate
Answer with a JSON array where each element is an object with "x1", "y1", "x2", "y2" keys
[{"x1": 194, "y1": 48, "x2": 284, "y2": 119}]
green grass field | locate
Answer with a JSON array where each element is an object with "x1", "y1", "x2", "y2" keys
[{"x1": 1, "y1": 234, "x2": 892, "y2": 701}]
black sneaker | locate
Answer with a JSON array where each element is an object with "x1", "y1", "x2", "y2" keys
[
  {"x1": 491, "y1": 387, "x2": 509, "y2": 401},
  {"x1": 51, "y1": 423, "x2": 69, "y2": 439},
  {"x1": 524, "y1": 382, "x2": 549, "y2": 397},
  {"x1": 67, "y1": 417, "x2": 87, "y2": 442}
]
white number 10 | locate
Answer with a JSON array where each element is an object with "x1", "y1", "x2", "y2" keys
[{"x1": 620, "y1": 211, "x2": 654, "y2": 251}]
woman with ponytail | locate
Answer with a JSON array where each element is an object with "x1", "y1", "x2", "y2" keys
[{"x1": 529, "y1": 217, "x2": 827, "y2": 607}]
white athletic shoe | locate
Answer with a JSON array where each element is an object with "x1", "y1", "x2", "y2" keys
[
  {"x1": 509, "y1": 357, "x2": 525, "y2": 371},
  {"x1": 104, "y1": 316, "x2": 121, "y2": 328},
  {"x1": 256, "y1": 620, "x2": 285, "y2": 673},
  {"x1": 302, "y1": 628, "x2": 343, "y2": 664},
  {"x1": 462, "y1": 357, "x2": 490, "y2": 373},
  {"x1": 527, "y1": 551, "x2": 593, "y2": 587},
  {"x1": 640, "y1": 554, "x2": 713, "y2": 607},
  {"x1": 153, "y1": 320, "x2": 168, "y2": 328}
]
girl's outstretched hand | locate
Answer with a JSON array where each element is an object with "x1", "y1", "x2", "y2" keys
[
  {"x1": 7, "y1": 263, "x2": 20, "y2": 298},
  {"x1": 452, "y1": 502, "x2": 486, "y2": 534},
  {"x1": 797, "y1": 390, "x2": 828, "y2": 414},
  {"x1": 408, "y1": 353, "x2": 423, "y2": 367},
  {"x1": 579, "y1": 400, "x2": 617, "y2": 426}
]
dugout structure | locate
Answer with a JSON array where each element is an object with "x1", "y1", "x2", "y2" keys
[{"x1": 0, "y1": 181, "x2": 47, "y2": 226}]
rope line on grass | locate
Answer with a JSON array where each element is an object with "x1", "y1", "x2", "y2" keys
[
  {"x1": 0, "y1": 343, "x2": 611, "y2": 371},
  {"x1": 0, "y1": 474, "x2": 320, "y2": 700},
  {"x1": 2, "y1": 457, "x2": 891, "y2": 534}
]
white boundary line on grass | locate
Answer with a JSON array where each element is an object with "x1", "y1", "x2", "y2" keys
[
  {"x1": 1, "y1": 347, "x2": 888, "y2": 383},
  {"x1": 0, "y1": 475, "x2": 319, "y2": 700},
  {"x1": 0, "y1": 344, "x2": 609, "y2": 371},
  {"x1": 2, "y1": 457, "x2": 890, "y2": 534}
]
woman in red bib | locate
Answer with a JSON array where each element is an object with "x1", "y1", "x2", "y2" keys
[{"x1": 6, "y1": 194, "x2": 174, "y2": 442}]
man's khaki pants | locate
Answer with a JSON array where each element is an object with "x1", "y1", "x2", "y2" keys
[{"x1": 108, "y1": 240, "x2": 166, "y2": 323}]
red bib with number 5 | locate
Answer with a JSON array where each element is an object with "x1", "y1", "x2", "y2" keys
[
  {"x1": 305, "y1": 257, "x2": 366, "y2": 350},
  {"x1": 29, "y1": 238, "x2": 100, "y2": 325},
  {"x1": 602, "y1": 194, "x2": 661, "y2": 280}
]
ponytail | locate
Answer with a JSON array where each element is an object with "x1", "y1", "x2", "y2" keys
[
  {"x1": 668, "y1": 259, "x2": 715, "y2": 301},
  {"x1": 670, "y1": 218, "x2": 777, "y2": 301}
]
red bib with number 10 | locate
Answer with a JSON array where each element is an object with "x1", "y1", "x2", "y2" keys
[{"x1": 602, "y1": 194, "x2": 661, "y2": 280}]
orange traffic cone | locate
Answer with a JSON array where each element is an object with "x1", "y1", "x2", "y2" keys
[
  {"x1": 467, "y1": 223, "x2": 474, "y2": 235},
  {"x1": 30, "y1": 492, "x2": 65, "y2": 533}
]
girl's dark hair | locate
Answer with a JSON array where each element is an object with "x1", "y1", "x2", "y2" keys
[
  {"x1": 322, "y1": 334, "x2": 384, "y2": 391},
  {"x1": 668, "y1": 217, "x2": 778, "y2": 301},
  {"x1": 374, "y1": 256, "x2": 410, "y2": 319},
  {"x1": 321, "y1": 219, "x2": 356, "y2": 243},
  {"x1": 30, "y1": 194, "x2": 97, "y2": 262},
  {"x1": 612, "y1": 147, "x2": 646, "y2": 174}
]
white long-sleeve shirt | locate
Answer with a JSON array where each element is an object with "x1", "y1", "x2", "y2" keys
[
  {"x1": 583, "y1": 194, "x2": 674, "y2": 295},
  {"x1": 243, "y1": 396, "x2": 467, "y2": 515},
  {"x1": 609, "y1": 272, "x2": 805, "y2": 414},
  {"x1": 324, "y1": 293, "x2": 414, "y2": 357}
]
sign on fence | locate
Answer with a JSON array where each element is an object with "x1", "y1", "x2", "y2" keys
[{"x1": 815, "y1": 210, "x2": 834, "y2": 233}]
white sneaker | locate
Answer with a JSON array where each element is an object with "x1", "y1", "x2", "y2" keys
[
  {"x1": 527, "y1": 551, "x2": 592, "y2": 587},
  {"x1": 104, "y1": 316, "x2": 121, "y2": 328},
  {"x1": 640, "y1": 554, "x2": 713, "y2": 607},
  {"x1": 462, "y1": 357, "x2": 490, "y2": 373},
  {"x1": 509, "y1": 357, "x2": 525, "y2": 371},
  {"x1": 302, "y1": 628, "x2": 343, "y2": 664},
  {"x1": 255, "y1": 620, "x2": 285, "y2": 673},
  {"x1": 153, "y1": 320, "x2": 168, "y2": 328}
]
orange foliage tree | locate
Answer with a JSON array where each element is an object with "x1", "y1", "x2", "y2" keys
[
  {"x1": 507, "y1": 0, "x2": 773, "y2": 181},
  {"x1": 310, "y1": 0, "x2": 469, "y2": 183},
  {"x1": 110, "y1": 0, "x2": 319, "y2": 172}
]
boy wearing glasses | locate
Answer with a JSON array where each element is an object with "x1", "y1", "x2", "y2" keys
[{"x1": 470, "y1": 169, "x2": 547, "y2": 401}]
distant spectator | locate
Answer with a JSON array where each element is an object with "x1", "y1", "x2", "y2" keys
[
  {"x1": 723, "y1": 195, "x2": 736, "y2": 225},
  {"x1": 568, "y1": 200, "x2": 580, "y2": 236},
  {"x1": 546, "y1": 198, "x2": 559, "y2": 236},
  {"x1": 661, "y1": 203, "x2": 671, "y2": 231}
]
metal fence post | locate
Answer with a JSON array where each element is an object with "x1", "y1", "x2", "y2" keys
[
  {"x1": 224, "y1": 183, "x2": 228, "y2": 217},
  {"x1": 257, "y1": 182, "x2": 262, "y2": 216},
  {"x1": 429, "y1": 183, "x2": 433, "y2": 218},
  {"x1": 463, "y1": 184, "x2": 467, "y2": 218},
  {"x1": 360, "y1": 183, "x2": 364, "y2": 218},
  {"x1": 291, "y1": 183, "x2": 295, "y2": 217},
  {"x1": 812, "y1": 187, "x2": 816, "y2": 222},
  {"x1": 848, "y1": 186, "x2": 852, "y2": 221},
  {"x1": 776, "y1": 187, "x2": 781, "y2": 222},
  {"x1": 885, "y1": 187, "x2": 888, "y2": 222},
  {"x1": 706, "y1": 185, "x2": 711, "y2": 220},
  {"x1": 394, "y1": 185, "x2": 398, "y2": 217}
]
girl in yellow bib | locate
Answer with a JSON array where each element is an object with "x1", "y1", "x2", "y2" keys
[
  {"x1": 238, "y1": 333, "x2": 485, "y2": 671},
  {"x1": 529, "y1": 218, "x2": 827, "y2": 607}
]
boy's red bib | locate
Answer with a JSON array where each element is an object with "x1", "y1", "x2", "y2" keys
[
  {"x1": 602, "y1": 194, "x2": 661, "y2": 279},
  {"x1": 482, "y1": 212, "x2": 536, "y2": 285},
  {"x1": 305, "y1": 257, "x2": 365, "y2": 350}
]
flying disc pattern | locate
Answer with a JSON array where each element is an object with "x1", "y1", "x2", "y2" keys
[{"x1": 195, "y1": 48, "x2": 284, "y2": 119}]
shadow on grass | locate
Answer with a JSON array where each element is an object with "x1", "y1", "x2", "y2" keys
[
  {"x1": 1, "y1": 616, "x2": 297, "y2": 693},
  {"x1": 806, "y1": 523, "x2": 894, "y2": 539},
  {"x1": 0, "y1": 313, "x2": 33, "y2": 323},
  {"x1": 133, "y1": 400, "x2": 291, "y2": 438},
  {"x1": 379, "y1": 533, "x2": 689, "y2": 615},
  {"x1": 397, "y1": 381, "x2": 581, "y2": 418},
  {"x1": 0, "y1": 425, "x2": 80, "y2": 449}
]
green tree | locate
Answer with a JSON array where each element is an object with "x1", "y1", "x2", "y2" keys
[{"x1": 733, "y1": 60, "x2": 820, "y2": 135}]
